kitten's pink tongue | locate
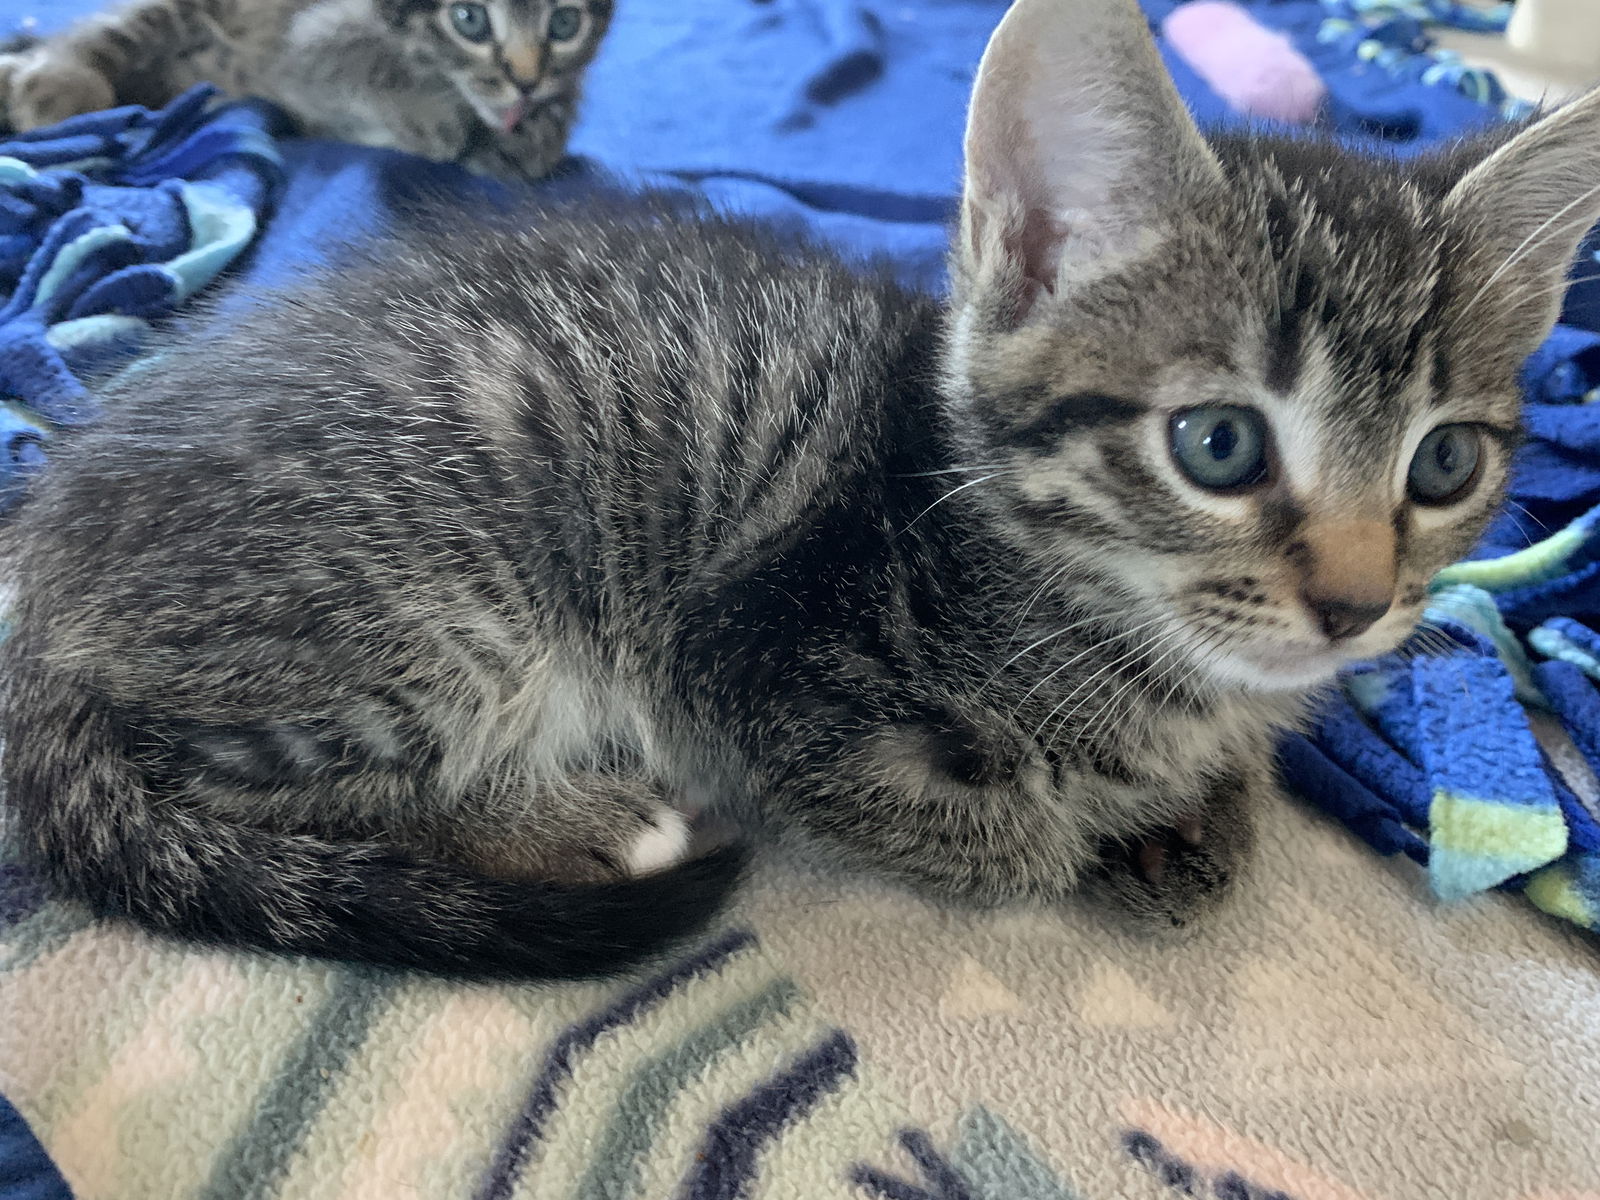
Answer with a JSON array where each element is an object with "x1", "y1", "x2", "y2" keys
[{"x1": 500, "y1": 97, "x2": 528, "y2": 134}]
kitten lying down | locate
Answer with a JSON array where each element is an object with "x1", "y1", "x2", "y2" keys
[
  {"x1": 4, "y1": 0, "x2": 1599, "y2": 981},
  {"x1": 0, "y1": 0, "x2": 609, "y2": 181}
]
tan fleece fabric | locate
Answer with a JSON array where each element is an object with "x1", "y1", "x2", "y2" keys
[{"x1": 2, "y1": 795, "x2": 1597, "y2": 1200}]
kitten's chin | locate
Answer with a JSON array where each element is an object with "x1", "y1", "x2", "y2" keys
[{"x1": 1198, "y1": 643, "x2": 1348, "y2": 694}]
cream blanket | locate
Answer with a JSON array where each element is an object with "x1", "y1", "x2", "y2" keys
[{"x1": 2, "y1": 795, "x2": 1597, "y2": 1200}]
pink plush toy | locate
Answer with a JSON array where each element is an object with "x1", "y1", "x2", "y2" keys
[{"x1": 1162, "y1": 0, "x2": 1327, "y2": 125}]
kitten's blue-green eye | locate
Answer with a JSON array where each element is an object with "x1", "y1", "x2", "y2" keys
[
  {"x1": 1168, "y1": 405, "x2": 1269, "y2": 492},
  {"x1": 449, "y1": 2, "x2": 492, "y2": 43},
  {"x1": 1407, "y1": 424, "x2": 1481, "y2": 505},
  {"x1": 548, "y1": 5, "x2": 583, "y2": 41}
]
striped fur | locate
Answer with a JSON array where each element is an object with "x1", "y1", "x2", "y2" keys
[
  {"x1": 0, "y1": 0, "x2": 611, "y2": 181},
  {"x1": 5, "y1": 0, "x2": 1600, "y2": 978}
]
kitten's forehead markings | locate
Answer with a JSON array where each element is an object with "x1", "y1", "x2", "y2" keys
[{"x1": 1259, "y1": 359, "x2": 1333, "y2": 495}]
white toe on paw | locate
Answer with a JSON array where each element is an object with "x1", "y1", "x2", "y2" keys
[{"x1": 623, "y1": 808, "x2": 692, "y2": 876}]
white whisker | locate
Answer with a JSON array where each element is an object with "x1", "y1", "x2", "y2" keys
[
  {"x1": 1003, "y1": 560, "x2": 1076, "y2": 648},
  {"x1": 1064, "y1": 627, "x2": 1196, "y2": 745},
  {"x1": 1011, "y1": 612, "x2": 1173, "y2": 714},
  {"x1": 1462, "y1": 176, "x2": 1600, "y2": 318},
  {"x1": 889, "y1": 463, "x2": 1012, "y2": 478},
  {"x1": 896, "y1": 473, "x2": 999, "y2": 536},
  {"x1": 1031, "y1": 622, "x2": 1184, "y2": 743}
]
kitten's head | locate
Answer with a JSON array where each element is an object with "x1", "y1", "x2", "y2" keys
[
  {"x1": 944, "y1": 0, "x2": 1600, "y2": 693},
  {"x1": 384, "y1": 0, "x2": 611, "y2": 133}
]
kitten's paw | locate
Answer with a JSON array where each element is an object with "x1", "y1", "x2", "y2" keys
[
  {"x1": 1090, "y1": 815, "x2": 1240, "y2": 930},
  {"x1": 9, "y1": 59, "x2": 114, "y2": 130},
  {"x1": 622, "y1": 807, "x2": 692, "y2": 877}
]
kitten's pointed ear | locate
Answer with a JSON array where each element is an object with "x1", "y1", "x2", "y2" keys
[
  {"x1": 956, "y1": 0, "x2": 1224, "y2": 324},
  {"x1": 1446, "y1": 89, "x2": 1600, "y2": 350}
]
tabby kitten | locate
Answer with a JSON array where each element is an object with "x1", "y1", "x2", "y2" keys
[
  {"x1": 5, "y1": 0, "x2": 1600, "y2": 981},
  {"x1": 0, "y1": 0, "x2": 610, "y2": 181}
]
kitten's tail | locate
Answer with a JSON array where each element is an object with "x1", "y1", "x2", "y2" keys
[{"x1": 3, "y1": 661, "x2": 746, "y2": 982}]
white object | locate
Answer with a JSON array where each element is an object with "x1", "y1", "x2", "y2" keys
[{"x1": 1506, "y1": 0, "x2": 1600, "y2": 76}]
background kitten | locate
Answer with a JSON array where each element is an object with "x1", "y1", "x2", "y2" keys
[
  {"x1": 4, "y1": 0, "x2": 1600, "y2": 981},
  {"x1": 0, "y1": 0, "x2": 611, "y2": 180}
]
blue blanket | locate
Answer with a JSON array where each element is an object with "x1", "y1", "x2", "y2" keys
[{"x1": 0, "y1": 87, "x2": 281, "y2": 507}]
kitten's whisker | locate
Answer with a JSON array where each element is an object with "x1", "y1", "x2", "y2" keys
[
  {"x1": 1417, "y1": 620, "x2": 1458, "y2": 647},
  {"x1": 1015, "y1": 613, "x2": 1173, "y2": 704},
  {"x1": 1421, "y1": 626, "x2": 1469, "y2": 656},
  {"x1": 1493, "y1": 501, "x2": 1538, "y2": 546},
  {"x1": 895, "y1": 473, "x2": 999, "y2": 535},
  {"x1": 889, "y1": 464, "x2": 1011, "y2": 478},
  {"x1": 1479, "y1": 267, "x2": 1600, "y2": 318},
  {"x1": 1463, "y1": 176, "x2": 1600, "y2": 317},
  {"x1": 1507, "y1": 499, "x2": 1548, "y2": 538},
  {"x1": 1413, "y1": 615, "x2": 1459, "y2": 642},
  {"x1": 1402, "y1": 619, "x2": 1479, "y2": 701},
  {"x1": 1400, "y1": 639, "x2": 1440, "y2": 664},
  {"x1": 1015, "y1": 640, "x2": 1128, "y2": 721},
  {"x1": 1055, "y1": 635, "x2": 1194, "y2": 751},
  {"x1": 1029, "y1": 648, "x2": 1137, "y2": 743},
  {"x1": 992, "y1": 604, "x2": 1123, "y2": 682},
  {"x1": 1012, "y1": 612, "x2": 1173, "y2": 714},
  {"x1": 1070, "y1": 644, "x2": 1183, "y2": 748},
  {"x1": 1064, "y1": 627, "x2": 1195, "y2": 744},
  {"x1": 1132, "y1": 631, "x2": 1226, "y2": 752},
  {"x1": 1154, "y1": 626, "x2": 1225, "y2": 712},
  {"x1": 1033, "y1": 623, "x2": 1185, "y2": 743},
  {"x1": 989, "y1": 617, "x2": 1083, "y2": 683},
  {"x1": 1003, "y1": 561, "x2": 1076, "y2": 648},
  {"x1": 1403, "y1": 619, "x2": 1470, "y2": 664}
]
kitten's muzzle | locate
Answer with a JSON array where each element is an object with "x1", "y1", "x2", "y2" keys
[
  {"x1": 502, "y1": 43, "x2": 547, "y2": 92},
  {"x1": 1292, "y1": 518, "x2": 1395, "y2": 643}
]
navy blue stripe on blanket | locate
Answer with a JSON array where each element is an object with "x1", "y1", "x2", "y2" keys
[
  {"x1": 474, "y1": 928, "x2": 758, "y2": 1200},
  {"x1": 0, "y1": 1096, "x2": 71, "y2": 1200},
  {"x1": 680, "y1": 1028, "x2": 860, "y2": 1200},
  {"x1": 0, "y1": 866, "x2": 47, "y2": 934}
]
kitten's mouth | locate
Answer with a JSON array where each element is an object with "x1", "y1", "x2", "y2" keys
[
  {"x1": 498, "y1": 98, "x2": 530, "y2": 134},
  {"x1": 486, "y1": 85, "x2": 561, "y2": 134}
]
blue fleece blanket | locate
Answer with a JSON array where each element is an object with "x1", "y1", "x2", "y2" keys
[{"x1": 0, "y1": 86, "x2": 280, "y2": 506}]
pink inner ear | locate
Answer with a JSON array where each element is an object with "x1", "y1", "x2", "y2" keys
[
  {"x1": 1013, "y1": 205, "x2": 1063, "y2": 302},
  {"x1": 981, "y1": 202, "x2": 1061, "y2": 326},
  {"x1": 966, "y1": 199, "x2": 1051, "y2": 324},
  {"x1": 965, "y1": 101, "x2": 1078, "y2": 324}
]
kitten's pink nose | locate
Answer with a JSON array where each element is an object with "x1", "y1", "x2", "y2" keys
[
  {"x1": 503, "y1": 43, "x2": 546, "y2": 90},
  {"x1": 1293, "y1": 518, "x2": 1395, "y2": 643}
]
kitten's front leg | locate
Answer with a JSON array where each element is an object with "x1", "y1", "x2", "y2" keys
[
  {"x1": 1088, "y1": 766, "x2": 1260, "y2": 929},
  {"x1": 2, "y1": 0, "x2": 205, "y2": 130},
  {"x1": 768, "y1": 708, "x2": 1099, "y2": 905},
  {"x1": 3, "y1": 49, "x2": 115, "y2": 130}
]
